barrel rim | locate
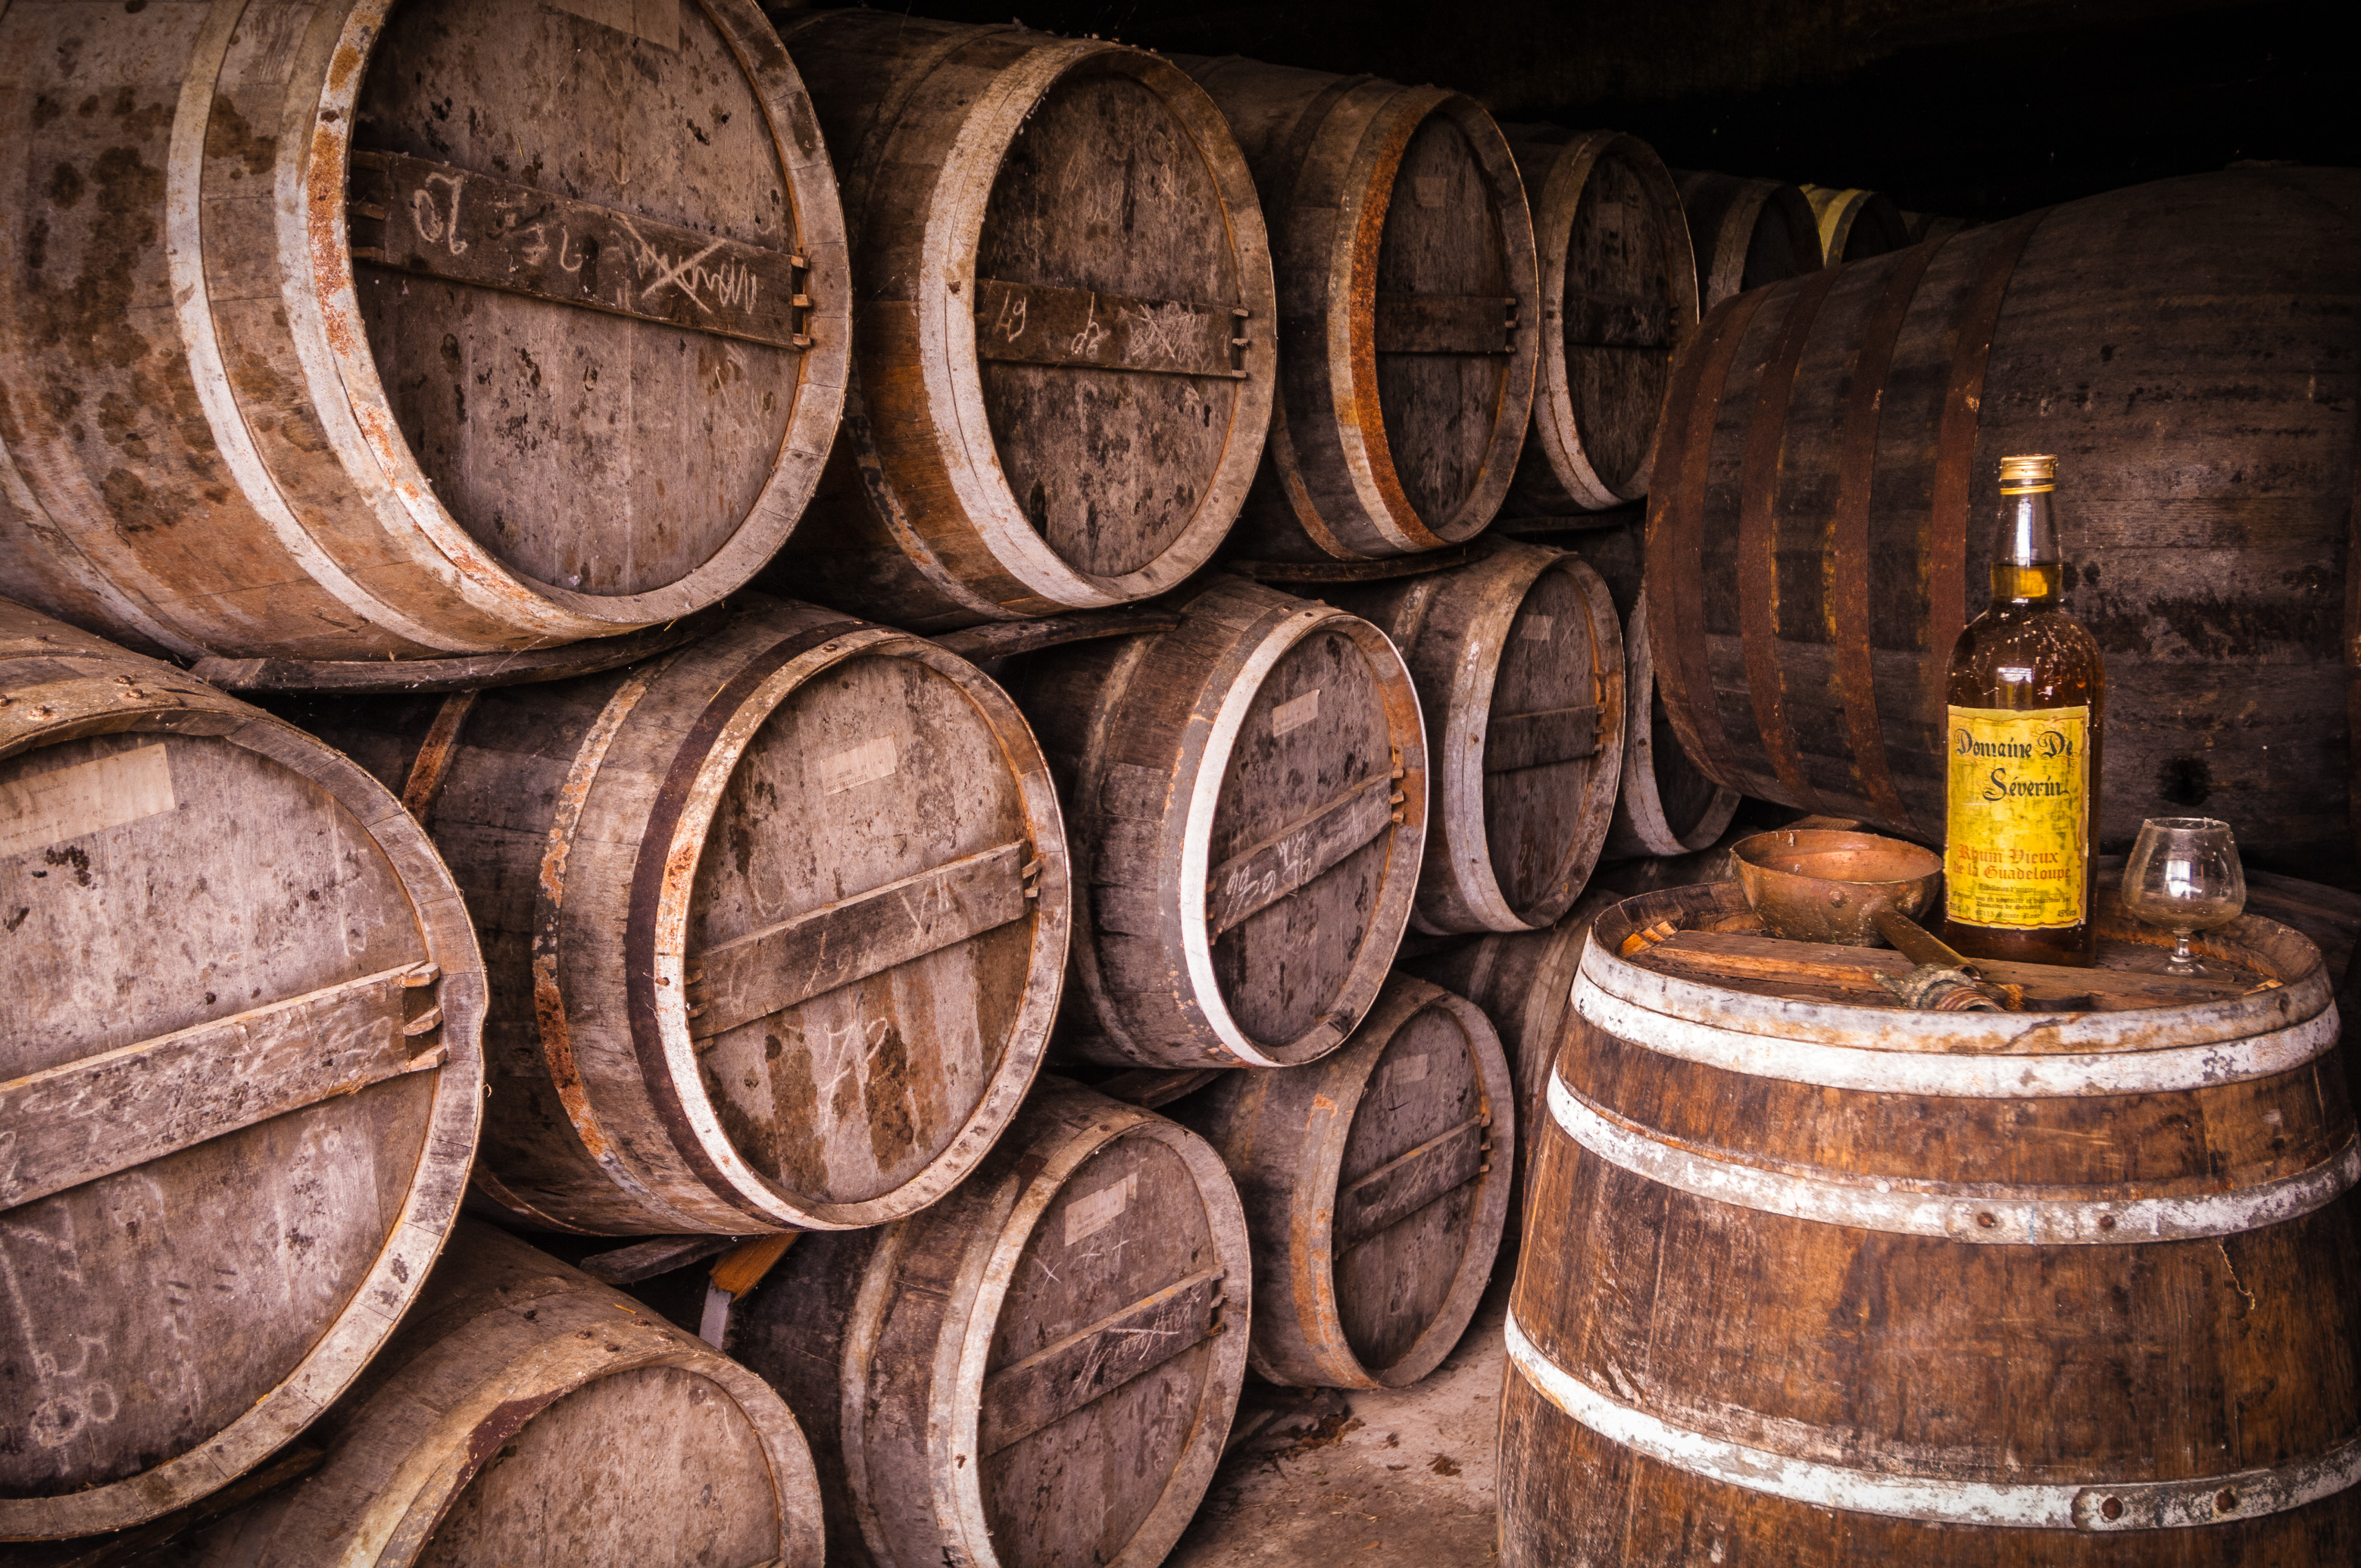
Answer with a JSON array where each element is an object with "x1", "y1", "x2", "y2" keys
[{"x1": 1607, "y1": 595, "x2": 1741, "y2": 856}]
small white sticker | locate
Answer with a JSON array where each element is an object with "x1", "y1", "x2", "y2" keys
[
  {"x1": 1384, "y1": 1054, "x2": 1430, "y2": 1091},
  {"x1": 1594, "y1": 200, "x2": 1625, "y2": 233},
  {"x1": 1271, "y1": 689, "x2": 1322, "y2": 739},
  {"x1": 543, "y1": 0, "x2": 679, "y2": 49},
  {"x1": 1519, "y1": 615, "x2": 1555, "y2": 644},
  {"x1": 1065, "y1": 1171, "x2": 1139, "y2": 1245},
  {"x1": 817, "y1": 736, "x2": 898, "y2": 796},
  {"x1": 1415, "y1": 176, "x2": 1448, "y2": 209},
  {"x1": 1, "y1": 745, "x2": 176, "y2": 861}
]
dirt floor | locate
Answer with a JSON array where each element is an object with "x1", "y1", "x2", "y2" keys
[{"x1": 1167, "y1": 1261, "x2": 1512, "y2": 1567}]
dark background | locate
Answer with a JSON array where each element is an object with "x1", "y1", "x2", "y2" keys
[{"x1": 795, "y1": 0, "x2": 2352, "y2": 220}]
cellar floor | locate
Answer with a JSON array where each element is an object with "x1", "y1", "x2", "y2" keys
[{"x1": 1168, "y1": 1258, "x2": 1513, "y2": 1566}]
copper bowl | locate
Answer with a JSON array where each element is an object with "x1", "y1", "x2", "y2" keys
[{"x1": 1732, "y1": 829, "x2": 1944, "y2": 948}]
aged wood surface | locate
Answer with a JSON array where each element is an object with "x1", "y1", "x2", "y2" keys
[
  {"x1": 277, "y1": 595, "x2": 1067, "y2": 1234},
  {"x1": 1010, "y1": 576, "x2": 1426, "y2": 1067},
  {"x1": 1501, "y1": 129, "x2": 1700, "y2": 514},
  {"x1": 1648, "y1": 169, "x2": 2361, "y2": 879},
  {"x1": 1176, "y1": 56, "x2": 1540, "y2": 561},
  {"x1": 929, "y1": 608, "x2": 1185, "y2": 663},
  {"x1": 1802, "y1": 183, "x2": 1913, "y2": 264},
  {"x1": 1672, "y1": 170, "x2": 1824, "y2": 308},
  {"x1": 733, "y1": 1081, "x2": 1251, "y2": 1568},
  {"x1": 0, "y1": 0, "x2": 845, "y2": 659},
  {"x1": 1173, "y1": 976, "x2": 1513, "y2": 1388},
  {"x1": 1326, "y1": 542, "x2": 1628, "y2": 933},
  {"x1": 0, "y1": 599, "x2": 484, "y2": 1541},
  {"x1": 186, "y1": 606, "x2": 731, "y2": 695},
  {"x1": 1501, "y1": 880, "x2": 2361, "y2": 1563},
  {"x1": 163, "y1": 1223, "x2": 821, "y2": 1567},
  {"x1": 764, "y1": 13, "x2": 1276, "y2": 629}
]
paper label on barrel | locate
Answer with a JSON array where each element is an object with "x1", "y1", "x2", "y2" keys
[
  {"x1": 542, "y1": 0, "x2": 680, "y2": 49},
  {"x1": 817, "y1": 736, "x2": 898, "y2": 796},
  {"x1": 0, "y1": 745, "x2": 177, "y2": 861},
  {"x1": 1944, "y1": 704, "x2": 2089, "y2": 929},
  {"x1": 1271, "y1": 689, "x2": 1322, "y2": 739},
  {"x1": 1065, "y1": 1171, "x2": 1139, "y2": 1245},
  {"x1": 1519, "y1": 615, "x2": 1554, "y2": 644}
]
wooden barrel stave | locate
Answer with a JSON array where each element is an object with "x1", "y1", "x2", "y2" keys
[
  {"x1": 1672, "y1": 171, "x2": 1824, "y2": 309},
  {"x1": 0, "y1": 0, "x2": 847, "y2": 660},
  {"x1": 1501, "y1": 881, "x2": 2361, "y2": 1563},
  {"x1": 1651, "y1": 169, "x2": 2361, "y2": 880},
  {"x1": 1174, "y1": 56, "x2": 1541, "y2": 561},
  {"x1": 761, "y1": 13, "x2": 1276, "y2": 629},
  {"x1": 1172, "y1": 976, "x2": 1514, "y2": 1388},
  {"x1": 1323, "y1": 542, "x2": 1628, "y2": 933},
  {"x1": 280, "y1": 596, "x2": 1068, "y2": 1234},
  {"x1": 1009, "y1": 576, "x2": 1426, "y2": 1068},
  {"x1": 1801, "y1": 183, "x2": 1913, "y2": 263},
  {"x1": 0, "y1": 600, "x2": 486, "y2": 1541},
  {"x1": 732, "y1": 1081, "x2": 1251, "y2": 1568}
]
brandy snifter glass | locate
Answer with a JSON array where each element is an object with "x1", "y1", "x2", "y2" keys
[{"x1": 2120, "y1": 817, "x2": 2245, "y2": 976}]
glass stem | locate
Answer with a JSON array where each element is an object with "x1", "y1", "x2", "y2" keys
[{"x1": 2172, "y1": 929, "x2": 2196, "y2": 973}]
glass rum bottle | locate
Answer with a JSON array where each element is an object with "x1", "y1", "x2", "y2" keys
[{"x1": 1940, "y1": 454, "x2": 2106, "y2": 967}]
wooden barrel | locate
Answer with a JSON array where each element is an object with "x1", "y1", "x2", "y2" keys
[
  {"x1": 1171, "y1": 977, "x2": 1513, "y2": 1389},
  {"x1": 1800, "y1": 183, "x2": 1912, "y2": 262},
  {"x1": 279, "y1": 595, "x2": 1068, "y2": 1234},
  {"x1": 1009, "y1": 576, "x2": 1426, "y2": 1067},
  {"x1": 756, "y1": 14, "x2": 1276, "y2": 632},
  {"x1": 1673, "y1": 171, "x2": 1822, "y2": 308},
  {"x1": 1501, "y1": 879, "x2": 2361, "y2": 1563},
  {"x1": 1175, "y1": 55, "x2": 1541, "y2": 560},
  {"x1": 0, "y1": 0, "x2": 846, "y2": 662},
  {"x1": 0, "y1": 600, "x2": 485, "y2": 1540},
  {"x1": 1649, "y1": 167, "x2": 2361, "y2": 880},
  {"x1": 1322, "y1": 542, "x2": 1627, "y2": 933},
  {"x1": 732, "y1": 1080, "x2": 1251, "y2": 1568},
  {"x1": 1902, "y1": 209, "x2": 1972, "y2": 245},
  {"x1": 172, "y1": 1221, "x2": 822, "y2": 1566},
  {"x1": 1498, "y1": 128, "x2": 1700, "y2": 514}
]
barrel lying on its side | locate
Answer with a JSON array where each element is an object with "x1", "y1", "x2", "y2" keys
[
  {"x1": 0, "y1": 601, "x2": 485, "y2": 1541},
  {"x1": 1673, "y1": 171, "x2": 1822, "y2": 308},
  {"x1": 282, "y1": 596, "x2": 1068, "y2": 1235},
  {"x1": 0, "y1": 0, "x2": 847, "y2": 660},
  {"x1": 1800, "y1": 183, "x2": 1912, "y2": 263}
]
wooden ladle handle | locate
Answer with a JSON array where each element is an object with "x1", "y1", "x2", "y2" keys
[{"x1": 1869, "y1": 904, "x2": 1978, "y2": 973}]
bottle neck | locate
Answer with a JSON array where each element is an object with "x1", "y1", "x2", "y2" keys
[{"x1": 1991, "y1": 486, "x2": 2061, "y2": 604}]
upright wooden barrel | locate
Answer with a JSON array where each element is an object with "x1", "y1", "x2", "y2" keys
[
  {"x1": 1800, "y1": 183, "x2": 1912, "y2": 262},
  {"x1": 1171, "y1": 977, "x2": 1513, "y2": 1388},
  {"x1": 176, "y1": 1222, "x2": 823, "y2": 1567},
  {"x1": 1323, "y1": 542, "x2": 1626, "y2": 933},
  {"x1": 1649, "y1": 168, "x2": 2361, "y2": 879},
  {"x1": 1176, "y1": 56, "x2": 1541, "y2": 560},
  {"x1": 1502, "y1": 881, "x2": 2361, "y2": 1563},
  {"x1": 1010, "y1": 576, "x2": 1426, "y2": 1067},
  {"x1": 757, "y1": 14, "x2": 1276, "y2": 631},
  {"x1": 0, "y1": 0, "x2": 847, "y2": 661},
  {"x1": 1499, "y1": 129, "x2": 1699, "y2": 515},
  {"x1": 733, "y1": 1081, "x2": 1251, "y2": 1568},
  {"x1": 0, "y1": 600, "x2": 485, "y2": 1540},
  {"x1": 1674, "y1": 171, "x2": 1823, "y2": 308},
  {"x1": 282, "y1": 596, "x2": 1067, "y2": 1234}
]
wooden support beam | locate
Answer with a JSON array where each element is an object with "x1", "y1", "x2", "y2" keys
[
  {"x1": 1485, "y1": 704, "x2": 1603, "y2": 773},
  {"x1": 1562, "y1": 289, "x2": 1675, "y2": 351},
  {"x1": 1335, "y1": 1115, "x2": 1488, "y2": 1248},
  {"x1": 1206, "y1": 773, "x2": 1398, "y2": 939},
  {"x1": 973, "y1": 278, "x2": 1249, "y2": 379},
  {"x1": 977, "y1": 1269, "x2": 1226, "y2": 1457},
  {"x1": 1375, "y1": 292, "x2": 1518, "y2": 355}
]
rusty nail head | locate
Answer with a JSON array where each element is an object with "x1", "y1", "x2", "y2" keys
[
  {"x1": 1975, "y1": 1210, "x2": 1997, "y2": 1229},
  {"x1": 2100, "y1": 1496, "x2": 2123, "y2": 1521},
  {"x1": 2216, "y1": 1488, "x2": 2238, "y2": 1513},
  {"x1": 2097, "y1": 1213, "x2": 2117, "y2": 1230}
]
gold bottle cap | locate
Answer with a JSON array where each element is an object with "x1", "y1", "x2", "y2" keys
[{"x1": 1999, "y1": 454, "x2": 2057, "y2": 492}]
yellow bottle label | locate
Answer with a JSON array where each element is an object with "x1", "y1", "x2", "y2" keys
[{"x1": 1944, "y1": 704, "x2": 2090, "y2": 929}]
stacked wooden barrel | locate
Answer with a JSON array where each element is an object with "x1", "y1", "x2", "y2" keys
[
  {"x1": 1800, "y1": 183, "x2": 1912, "y2": 262},
  {"x1": 0, "y1": 0, "x2": 848, "y2": 661},
  {"x1": 1176, "y1": 57, "x2": 1541, "y2": 560},
  {"x1": 0, "y1": 600, "x2": 486, "y2": 1541},
  {"x1": 762, "y1": 14, "x2": 1277, "y2": 629},
  {"x1": 1648, "y1": 167, "x2": 2361, "y2": 879},
  {"x1": 1674, "y1": 172, "x2": 1823, "y2": 308}
]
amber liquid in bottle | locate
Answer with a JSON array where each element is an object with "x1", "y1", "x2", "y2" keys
[{"x1": 1939, "y1": 456, "x2": 2106, "y2": 967}]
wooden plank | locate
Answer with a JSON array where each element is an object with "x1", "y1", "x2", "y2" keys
[
  {"x1": 1639, "y1": 929, "x2": 2260, "y2": 1011},
  {"x1": 1374, "y1": 292, "x2": 1517, "y2": 355},
  {"x1": 929, "y1": 608, "x2": 1184, "y2": 662},
  {"x1": 1206, "y1": 772, "x2": 1398, "y2": 939},
  {"x1": 0, "y1": 965, "x2": 444, "y2": 1210},
  {"x1": 1335, "y1": 1115, "x2": 1488, "y2": 1249},
  {"x1": 973, "y1": 278, "x2": 1248, "y2": 380},
  {"x1": 1485, "y1": 704, "x2": 1603, "y2": 773},
  {"x1": 1563, "y1": 289, "x2": 1675, "y2": 350},
  {"x1": 688, "y1": 841, "x2": 1032, "y2": 1038},
  {"x1": 578, "y1": 1235, "x2": 737, "y2": 1286},
  {"x1": 977, "y1": 1268, "x2": 1226, "y2": 1457},
  {"x1": 347, "y1": 150, "x2": 810, "y2": 350}
]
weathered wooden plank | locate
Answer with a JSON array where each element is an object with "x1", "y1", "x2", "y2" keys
[
  {"x1": 972, "y1": 278, "x2": 1248, "y2": 379},
  {"x1": 348, "y1": 150, "x2": 811, "y2": 350},
  {"x1": 0, "y1": 964, "x2": 445, "y2": 1210},
  {"x1": 1335, "y1": 1115, "x2": 1488, "y2": 1248},
  {"x1": 689, "y1": 841, "x2": 1032, "y2": 1039},
  {"x1": 977, "y1": 1267, "x2": 1227, "y2": 1457},
  {"x1": 578, "y1": 1235, "x2": 737, "y2": 1286},
  {"x1": 1374, "y1": 292, "x2": 1518, "y2": 355},
  {"x1": 929, "y1": 608, "x2": 1183, "y2": 663},
  {"x1": 1485, "y1": 704, "x2": 1604, "y2": 773},
  {"x1": 1562, "y1": 289, "x2": 1674, "y2": 350},
  {"x1": 1640, "y1": 928, "x2": 2253, "y2": 1011},
  {"x1": 1205, "y1": 771, "x2": 1398, "y2": 939}
]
